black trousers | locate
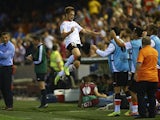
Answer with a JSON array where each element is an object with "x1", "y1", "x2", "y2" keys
[
  {"x1": 136, "y1": 81, "x2": 158, "y2": 117},
  {"x1": 0, "y1": 66, "x2": 13, "y2": 108}
]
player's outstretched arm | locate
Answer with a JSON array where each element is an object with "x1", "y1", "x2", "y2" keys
[
  {"x1": 81, "y1": 28, "x2": 101, "y2": 37},
  {"x1": 110, "y1": 30, "x2": 125, "y2": 47}
]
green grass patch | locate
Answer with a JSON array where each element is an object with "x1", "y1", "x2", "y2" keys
[{"x1": 0, "y1": 100, "x2": 159, "y2": 120}]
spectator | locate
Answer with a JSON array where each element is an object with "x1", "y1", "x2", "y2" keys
[
  {"x1": 23, "y1": 36, "x2": 34, "y2": 65},
  {"x1": 100, "y1": 74, "x2": 113, "y2": 96},
  {"x1": 50, "y1": 44, "x2": 64, "y2": 85},
  {"x1": 50, "y1": 43, "x2": 64, "y2": 73},
  {"x1": 13, "y1": 26, "x2": 25, "y2": 39},
  {"x1": 12, "y1": 38, "x2": 26, "y2": 65},
  {"x1": 43, "y1": 30, "x2": 55, "y2": 58},
  {"x1": 88, "y1": 0, "x2": 102, "y2": 19}
]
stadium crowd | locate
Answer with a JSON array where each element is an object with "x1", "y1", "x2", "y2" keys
[
  {"x1": 0, "y1": 0, "x2": 159, "y2": 65},
  {"x1": 0, "y1": 0, "x2": 159, "y2": 62},
  {"x1": 0, "y1": 0, "x2": 160, "y2": 118}
]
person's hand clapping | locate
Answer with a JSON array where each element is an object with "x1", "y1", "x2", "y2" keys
[
  {"x1": 91, "y1": 45, "x2": 98, "y2": 53},
  {"x1": 110, "y1": 30, "x2": 116, "y2": 39},
  {"x1": 26, "y1": 54, "x2": 33, "y2": 61},
  {"x1": 102, "y1": 93, "x2": 107, "y2": 98},
  {"x1": 95, "y1": 32, "x2": 101, "y2": 36}
]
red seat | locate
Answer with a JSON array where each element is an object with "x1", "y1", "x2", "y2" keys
[
  {"x1": 156, "y1": 89, "x2": 160, "y2": 101},
  {"x1": 156, "y1": 70, "x2": 160, "y2": 101}
]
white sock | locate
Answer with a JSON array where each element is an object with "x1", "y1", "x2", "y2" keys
[
  {"x1": 65, "y1": 55, "x2": 74, "y2": 67},
  {"x1": 114, "y1": 99, "x2": 121, "y2": 112},
  {"x1": 126, "y1": 96, "x2": 132, "y2": 111},
  {"x1": 129, "y1": 102, "x2": 133, "y2": 112},
  {"x1": 115, "y1": 105, "x2": 121, "y2": 112},
  {"x1": 132, "y1": 104, "x2": 138, "y2": 113},
  {"x1": 58, "y1": 71, "x2": 65, "y2": 76}
]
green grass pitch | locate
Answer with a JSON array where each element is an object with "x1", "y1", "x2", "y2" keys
[{"x1": 0, "y1": 100, "x2": 160, "y2": 120}]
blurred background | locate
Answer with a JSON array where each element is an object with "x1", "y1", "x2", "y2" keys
[
  {"x1": 0, "y1": 0, "x2": 87, "y2": 33},
  {"x1": 0, "y1": 0, "x2": 160, "y2": 102}
]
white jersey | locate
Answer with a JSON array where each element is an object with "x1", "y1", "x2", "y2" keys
[
  {"x1": 60, "y1": 20, "x2": 83, "y2": 48},
  {"x1": 44, "y1": 35, "x2": 54, "y2": 49}
]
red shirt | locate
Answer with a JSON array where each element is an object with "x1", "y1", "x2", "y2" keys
[{"x1": 80, "y1": 82, "x2": 97, "y2": 96}]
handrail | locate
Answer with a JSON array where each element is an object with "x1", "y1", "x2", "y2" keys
[{"x1": 65, "y1": 57, "x2": 108, "y2": 64}]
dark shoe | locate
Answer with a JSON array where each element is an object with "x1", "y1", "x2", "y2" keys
[
  {"x1": 148, "y1": 115, "x2": 155, "y2": 118},
  {"x1": 2, "y1": 107, "x2": 7, "y2": 110},
  {"x1": 6, "y1": 107, "x2": 13, "y2": 111},
  {"x1": 2, "y1": 107, "x2": 13, "y2": 111},
  {"x1": 38, "y1": 104, "x2": 48, "y2": 108},
  {"x1": 134, "y1": 115, "x2": 147, "y2": 119}
]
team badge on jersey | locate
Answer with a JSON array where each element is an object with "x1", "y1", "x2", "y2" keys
[{"x1": 71, "y1": 42, "x2": 77, "y2": 47}]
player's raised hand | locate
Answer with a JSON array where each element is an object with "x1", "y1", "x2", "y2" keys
[
  {"x1": 26, "y1": 54, "x2": 33, "y2": 61},
  {"x1": 91, "y1": 45, "x2": 98, "y2": 52},
  {"x1": 110, "y1": 30, "x2": 116, "y2": 39}
]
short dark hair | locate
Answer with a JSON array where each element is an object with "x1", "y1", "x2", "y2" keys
[
  {"x1": 142, "y1": 36, "x2": 151, "y2": 46},
  {"x1": 103, "y1": 74, "x2": 110, "y2": 80},
  {"x1": 111, "y1": 27, "x2": 120, "y2": 35},
  {"x1": 147, "y1": 24, "x2": 158, "y2": 34},
  {"x1": 65, "y1": 6, "x2": 74, "y2": 14},
  {"x1": 52, "y1": 44, "x2": 58, "y2": 51},
  {"x1": 1, "y1": 32, "x2": 10, "y2": 36},
  {"x1": 31, "y1": 35, "x2": 42, "y2": 41},
  {"x1": 88, "y1": 74, "x2": 98, "y2": 83},
  {"x1": 133, "y1": 27, "x2": 143, "y2": 37},
  {"x1": 81, "y1": 76, "x2": 90, "y2": 83}
]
